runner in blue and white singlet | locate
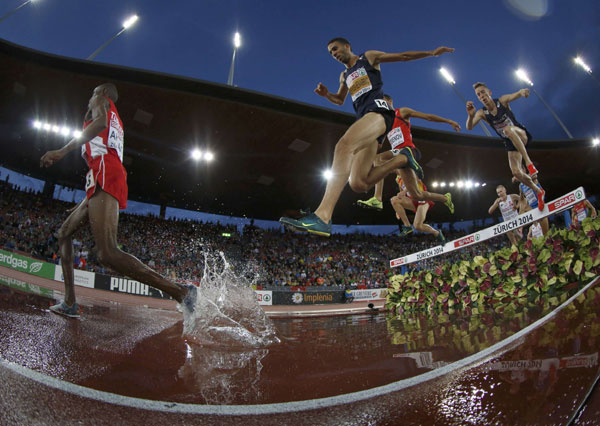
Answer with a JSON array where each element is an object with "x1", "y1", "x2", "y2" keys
[
  {"x1": 279, "y1": 38, "x2": 454, "y2": 236},
  {"x1": 466, "y1": 82, "x2": 545, "y2": 212}
]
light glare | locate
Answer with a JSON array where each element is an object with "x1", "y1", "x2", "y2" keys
[
  {"x1": 73, "y1": 130, "x2": 82, "y2": 138},
  {"x1": 204, "y1": 152, "x2": 214, "y2": 161},
  {"x1": 123, "y1": 15, "x2": 139, "y2": 29},
  {"x1": 323, "y1": 169, "x2": 333, "y2": 180},
  {"x1": 449, "y1": 182, "x2": 455, "y2": 187},
  {"x1": 457, "y1": 181, "x2": 464, "y2": 188},
  {"x1": 51, "y1": 125, "x2": 60, "y2": 133},
  {"x1": 574, "y1": 56, "x2": 592, "y2": 73},
  {"x1": 515, "y1": 69, "x2": 533, "y2": 86},
  {"x1": 432, "y1": 182, "x2": 438, "y2": 188},
  {"x1": 439, "y1": 67, "x2": 455, "y2": 85},
  {"x1": 466, "y1": 180, "x2": 473, "y2": 189},
  {"x1": 191, "y1": 149, "x2": 202, "y2": 160},
  {"x1": 43, "y1": 123, "x2": 51, "y2": 131},
  {"x1": 440, "y1": 182, "x2": 446, "y2": 187},
  {"x1": 593, "y1": 138, "x2": 600, "y2": 146},
  {"x1": 33, "y1": 121, "x2": 42, "y2": 129},
  {"x1": 234, "y1": 32, "x2": 241, "y2": 48},
  {"x1": 61, "y1": 126, "x2": 70, "y2": 136}
]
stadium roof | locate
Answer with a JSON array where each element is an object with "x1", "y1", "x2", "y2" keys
[{"x1": 1, "y1": 38, "x2": 598, "y2": 225}]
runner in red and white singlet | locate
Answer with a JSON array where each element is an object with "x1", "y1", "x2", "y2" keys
[
  {"x1": 571, "y1": 199, "x2": 597, "y2": 226},
  {"x1": 40, "y1": 83, "x2": 196, "y2": 319},
  {"x1": 390, "y1": 173, "x2": 445, "y2": 242},
  {"x1": 356, "y1": 94, "x2": 459, "y2": 216},
  {"x1": 81, "y1": 96, "x2": 127, "y2": 209}
]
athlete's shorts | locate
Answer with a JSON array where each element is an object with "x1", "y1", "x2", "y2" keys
[
  {"x1": 502, "y1": 127, "x2": 532, "y2": 151},
  {"x1": 411, "y1": 197, "x2": 434, "y2": 211},
  {"x1": 85, "y1": 154, "x2": 128, "y2": 209},
  {"x1": 363, "y1": 108, "x2": 395, "y2": 145}
]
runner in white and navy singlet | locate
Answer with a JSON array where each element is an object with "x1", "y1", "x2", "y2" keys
[
  {"x1": 279, "y1": 38, "x2": 454, "y2": 236},
  {"x1": 482, "y1": 99, "x2": 532, "y2": 151},
  {"x1": 343, "y1": 54, "x2": 395, "y2": 142}
]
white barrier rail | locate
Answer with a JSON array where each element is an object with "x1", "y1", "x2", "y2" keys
[{"x1": 390, "y1": 187, "x2": 586, "y2": 268}]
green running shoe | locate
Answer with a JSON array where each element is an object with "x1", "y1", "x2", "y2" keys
[
  {"x1": 399, "y1": 225, "x2": 413, "y2": 237},
  {"x1": 356, "y1": 197, "x2": 383, "y2": 211},
  {"x1": 399, "y1": 147, "x2": 424, "y2": 180},
  {"x1": 444, "y1": 192, "x2": 454, "y2": 214},
  {"x1": 279, "y1": 213, "x2": 332, "y2": 237},
  {"x1": 437, "y1": 229, "x2": 446, "y2": 243}
]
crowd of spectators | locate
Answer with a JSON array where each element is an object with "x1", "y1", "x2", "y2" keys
[{"x1": 0, "y1": 181, "x2": 516, "y2": 289}]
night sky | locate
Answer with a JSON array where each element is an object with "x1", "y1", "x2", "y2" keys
[{"x1": 1, "y1": 0, "x2": 599, "y2": 141}]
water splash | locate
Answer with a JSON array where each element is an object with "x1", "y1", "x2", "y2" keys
[
  {"x1": 179, "y1": 250, "x2": 279, "y2": 348},
  {"x1": 178, "y1": 342, "x2": 269, "y2": 404}
]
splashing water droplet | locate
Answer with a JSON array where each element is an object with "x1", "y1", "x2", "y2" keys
[{"x1": 179, "y1": 250, "x2": 279, "y2": 348}]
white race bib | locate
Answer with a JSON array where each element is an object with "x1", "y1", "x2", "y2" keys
[{"x1": 85, "y1": 169, "x2": 95, "y2": 192}]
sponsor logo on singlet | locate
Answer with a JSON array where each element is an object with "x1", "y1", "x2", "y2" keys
[{"x1": 346, "y1": 67, "x2": 372, "y2": 102}]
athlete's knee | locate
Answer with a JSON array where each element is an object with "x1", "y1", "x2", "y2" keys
[
  {"x1": 411, "y1": 191, "x2": 425, "y2": 202},
  {"x1": 349, "y1": 176, "x2": 369, "y2": 193},
  {"x1": 413, "y1": 222, "x2": 426, "y2": 232},
  {"x1": 512, "y1": 168, "x2": 526, "y2": 181},
  {"x1": 96, "y1": 246, "x2": 119, "y2": 268}
]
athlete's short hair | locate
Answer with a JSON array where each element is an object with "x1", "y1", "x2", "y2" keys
[
  {"x1": 473, "y1": 82, "x2": 488, "y2": 90},
  {"x1": 327, "y1": 37, "x2": 351, "y2": 48},
  {"x1": 99, "y1": 83, "x2": 118, "y2": 102},
  {"x1": 496, "y1": 184, "x2": 506, "y2": 191}
]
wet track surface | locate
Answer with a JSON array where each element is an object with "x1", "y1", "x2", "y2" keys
[{"x1": 1, "y1": 272, "x2": 599, "y2": 425}]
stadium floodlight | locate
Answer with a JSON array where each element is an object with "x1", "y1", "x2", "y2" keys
[
  {"x1": 73, "y1": 130, "x2": 82, "y2": 138},
  {"x1": 191, "y1": 149, "x2": 202, "y2": 160},
  {"x1": 440, "y1": 182, "x2": 446, "y2": 187},
  {"x1": 515, "y1": 69, "x2": 533, "y2": 86},
  {"x1": 87, "y1": 14, "x2": 139, "y2": 60},
  {"x1": 574, "y1": 56, "x2": 592, "y2": 74},
  {"x1": 465, "y1": 180, "x2": 473, "y2": 189},
  {"x1": 432, "y1": 182, "x2": 438, "y2": 188},
  {"x1": 43, "y1": 122, "x2": 51, "y2": 131},
  {"x1": 122, "y1": 14, "x2": 139, "y2": 29},
  {"x1": 449, "y1": 182, "x2": 455, "y2": 187},
  {"x1": 51, "y1": 125, "x2": 60, "y2": 133},
  {"x1": 439, "y1": 67, "x2": 491, "y2": 136},
  {"x1": 0, "y1": 0, "x2": 38, "y2": 24},
  {"x1": 481, "y1": 183, "x2": 487, "y2": 187},
  {"x1": 439, "y1": 67, "x2": 455, "y2": 85},
  {"x1": 204, "y1": 152, "x2": 214, "y2": 162},
  {"x1": 227, "y1": 32, "x2": 242, "y2": 86},
  {"x1": 323, "y1": 169, "x2": 333, "y2": 180},
  {"x1": 33, "y1": 120, "x2": 42, "y2": 129},
  {"x1": 474, "y1": 182, "x2": 480, "y2": 187},
  {"x1": 515, "y1": 68, "x2": 573, "y2": 139},
  {"x1": 60, "y1": 126, "x2": 71, "y2": 136},
  {"x1": 457, "y1": 181, "x2": 464, "y2": 188},
  {"x1": 593, "y1": 138, "x2": 599, "y2": 146}
]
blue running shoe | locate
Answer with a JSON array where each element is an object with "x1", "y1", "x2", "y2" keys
[
  {"x1": 399, "y1": 147, "x2": 424, "y2": 180},
  {"x1": 437, "y1": 229, "x2": 446, "y2": 243},
  {"x1": 49, "y1": 301, "x2": 80, "y2": 318},
  {"x1": 279, "y1": 213, "x2": 331, "y2": 237},
  {"x1": 181, "y1": 284, "x2": 198, "y2": 315}
]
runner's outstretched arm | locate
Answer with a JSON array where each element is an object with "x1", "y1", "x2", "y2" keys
[
  {"x1": 466, "y1": 101, "x2": 484, "y2": 130},
  {"x1": 499, "y1": 88, "x2": 529, "y2": 106},
  {"x1": 367, "y1": 46, "x2": 454, "y2": 65},
  {"x1": 315, "y1": 71, "x2": 349, "y2": 106},
  {"x1": 40, "y1": 96, "x2": 108, "y2": 167},
  {"x1": 400, "y1": 107, "x2": 461, "y2": 131}
]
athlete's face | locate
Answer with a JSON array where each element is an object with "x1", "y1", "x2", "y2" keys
[
  {"x1": 496, "y1": 187, "x2": 507, "y2": 200},
  {"x1": 328, "y1": 42, "x2": 351, "y2": 64},
  {"x1": 475, "y1": 86, "x2": 493, "y2": 106}
]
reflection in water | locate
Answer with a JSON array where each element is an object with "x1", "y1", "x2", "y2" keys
[
  {"x1": 182, "y1": 251, "x2": 279, "y2": 347},
  {"x1": 178, "y1": 343, "x2": 269, "y2": 404}
]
